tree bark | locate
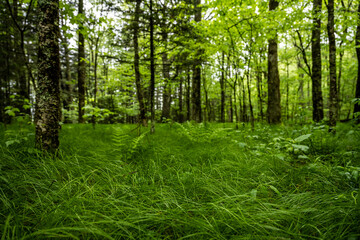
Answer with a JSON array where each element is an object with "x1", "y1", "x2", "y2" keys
[
  {"x1": 267, "y1": 0, "x2": 281, "y2": 124},
  {"x1": 192, "y1": 0, "x2": 202, "y2": 122},
  {"x1": 220, "y1": 52, "x2": 225, "y2": 123},
  {"x1": 35, "y1": 0, "x2": 61, "y2": 151},
  {"x1": 327, "y1": 0, "x2": 338, "y2": 130},
  {"x1": 78, "y1": 0, "x2": 86, "y2": 123},
  {"x1": 162, "y1": 50, "x2": 171, "y2": 120},
  {"x1": 354, "y1": 3, "x2": 360, "y2": 119},
  {"x1": 256, "y1": 61, "x2": 264, "y2": 121},
  {"x1": 179, "y1": 74, "x2": 184, "y2": 123},
  {"x1": 186, "y1": 67, "x2": 191, "y2": 121},
  {"x1": 247, "y1": 65, "x2": 254, "y2": 129},
  {"x1": 311, "y1": 0, "x2": 324, "y2": 122},
  {"x1": 133, "y1": 0, "x2": 147, "y2": 126},
  {"x1": 149, "y1": 0, "x2": 155, "y2": 133}
]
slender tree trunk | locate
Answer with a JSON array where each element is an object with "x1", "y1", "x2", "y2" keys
[
  {"x1": 311, "y1": 0, "x2": 324, "y2": 122},
  {"x1": 162, "y1": 50, "x2": 171, "y2": 120},
  {"x1": 149, "y1": 0, "x2": 155, "y2": 132},
  {"x1": 239, "y1": 77, "x2": 243, "y2": 123},
  {"x1": 227, "y1": 54, "x2": 233, "y2": 123},
  {"x1": 337, "y1": 49, "x2": 344, "y2": 120},
  {"x1": 242, "y1": 77, "x2": 247, "y2": 122},
  {"x1": 35, "y1": 0, "x2": 61, "y2": 151},
  {"x1": 354, "y1": 3, "x2": 360, "y2": 119},
  {"x1": 233, "y1": 79, "x2": 238, "y2": 128},
  {"x1": 94, "y1": 37, "x2": 99, "y2": 107},
  {"x1": 327, "y1": 0, "x2": 338, "y2": 130},
  {"x1": 78, "y1": 0, "x2": 86, "y2": 123},
  {"x1": 286, "y1": 60, "x2": 289, "y2": 120},
  {"x1": 203, "y1": 75, "x2": 208, "y2": 122},
  {"x1": 267, "y1": 0, "x2": 281, "y2": 124},
  {"x1": 179, "y1": 74, "x2": 184, "y2": 123},
  {"x1": 133, "y1": 0, "x2": 147, "y2": 126},
  {"x1": 256, "y1": 62, "x2": 264, "y2": 121},
  {"x1": 297, "y1": 61, "x2": 305, "y2": 108},
  {"x1": 192, "y1": 0, "x2": 202, "y2": 122},
  {"x1": 220, "y1": 52, "x2": 225, "y2": 123},
  {"x1": 186, "y1": 67, "x2": 191, "y2": 121},
  {"x1": 247, "y1": 68, "x2": 254, "y2": 129}
]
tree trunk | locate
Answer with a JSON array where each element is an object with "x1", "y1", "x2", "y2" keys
[
  {"x1": 355, "y1": 3, "x2": 360, "y2": 119},
  {"x1": 267, "y1": 0, "x2": 281, "y2": 124},
  {"x1": 94, "y1": 37, "x2": 99, "y2": 107},
  {"x1": 162, "y1": 50, "x2": 171, "y2": 120},
  {"x1": 179, "y1": 74, "x2": 184, "y2": 123},
  {"x1": 247, "y1": 68, "x2": 254, "y2": 129},
  {"x1": 311, "y1": 0, "x2": 324, "y2": 122},
  {"x1": 35, "y1": 0, "x2": 61, "y2": 151},
  {"x1": 256, "y1": 62, "x2": 264, "y2": 121},
  {"x1": 78, "y1": 0, "x2": 86, "y2": 123},
  {"x1": 203, "y1": 75, "x2": 208, "y2": 122},
  {"x1": 186, "y1": 67, "x2": 191, "y2": 121},
  {"x1": 327, "y1": 0, "x2": 338, "y2": 130},
  {"x1": 220, "y1": 52, "x2": 225, "y2": 123},
  {"x1": 133, "y1": 0, "x2": 147, "y2": 126},
  {"x1": 227, "y1": 54, "x2": 233, "y2": 123},
  {"x1": 242, "y1": 76, "x2": 247, "y2": 122},
  {"x1": 192, "y1": 0, "x2": 202, "y2": 122},
  {"x1": 149, "y1": 0, "x2": 155, "y2": 133}
]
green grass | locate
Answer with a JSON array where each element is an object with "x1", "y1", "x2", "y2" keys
[{"x1": 0, "y1": 122, "x2": 360, "y2": 239}]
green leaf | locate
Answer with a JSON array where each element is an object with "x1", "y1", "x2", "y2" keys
[
  {"x1": 5, "y1": 110, "x2": 15, "y2": 117},
  {"x1": 292, "y1": 144, "x2": 309, "y2": 152},
  {"x1": 5, "y1": 140, "x2": 15, "y2": 147},
  {"x1": 269, "y1": 185, "x2": 282, "y2": 197},
  {"x1": 294, "y1": 134, "x2": 311, "y2": 143}
]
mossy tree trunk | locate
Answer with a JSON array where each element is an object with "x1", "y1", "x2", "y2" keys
[
  {"x1": 78, "y1": 0, "x2": 86, "y2": 123},
  {"x1": 354, "y1": 3, "x2": 360, "y2": 119},
  {"x1": 311, "y1": 0, "x2": 324, "y2": 122},
  {"x1": 267, "y1": 0, "x2": 281, "y2": 124},
  {"x1": 35, "y1": 0, "x2": 61, "y2": 151},
  {"x1": 327, "y1": 0, "x2": 338, "y2": 130}
]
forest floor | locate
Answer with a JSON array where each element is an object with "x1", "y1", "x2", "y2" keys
[{"x1": 0, "y1": 121, "x2": 360, "y2": 239}]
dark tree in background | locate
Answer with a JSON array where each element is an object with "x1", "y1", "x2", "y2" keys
[
  {"x1": 311, "y1": 0, "x2": 324, "y2": 122},
  {"x1": 267, "y1": 0, "x2": 281, "y2": 124},
  {"x1": 35, "y1": 0, "x2": 61, "y2": 151},
  {"x1": 192, "y1": 0, "x2": 202, "y2": 123},
  {"x1": 149, "y1": 0, "x2": 155, "y2": 132},
  {"x1": 132, "y1": 0, "x2": 147, "y2": 126},
  {"x1": 327, "y1": 0, "x2": 338, "y2": 130},
  {"x1": 78, "y1": 0, "x2": 86, "y2": 123},
  {"x1": 355, "y1": 3, "x2": 360, "y2": 120}
]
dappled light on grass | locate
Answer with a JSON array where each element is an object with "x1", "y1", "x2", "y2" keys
[{"x1": 0, "y1": 123, "x2": 360, "y2": 239}]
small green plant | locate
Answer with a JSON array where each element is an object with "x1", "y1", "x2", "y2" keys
[
  {"x1": 112, "y1": 126, "x2": 148, "y2": 161},
  {"x1": 3, "y1": 98, "x2": 34, "y2": 150},
  {"x1": 83, "y1": 104, "x2": 113, "y2": 127},
  {"x1": 270, "y1": 133, "x2": 312, "y2": 160}
]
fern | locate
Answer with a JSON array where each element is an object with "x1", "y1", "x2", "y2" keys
[{"x1": 112, "y1": 127, "x2": 148, "y2": 161}]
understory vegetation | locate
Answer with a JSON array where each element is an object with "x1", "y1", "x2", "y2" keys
[{"x1": 1, "y1": 122, "x2": 360, "y2": 239}]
